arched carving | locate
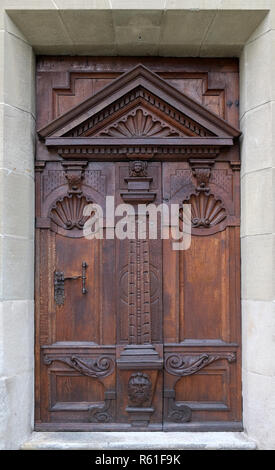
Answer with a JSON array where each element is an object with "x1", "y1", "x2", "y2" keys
[
  {"x1": 49, "y1": 193, "x2": 92, "y2": 231},
  {"x1": 183, "y1": 192, "x2": 227, "y2": 228}
]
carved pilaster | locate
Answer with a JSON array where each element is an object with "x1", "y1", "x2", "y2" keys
[{"x1": 128, "y1": 238, "x2": 151, "y2": 345}]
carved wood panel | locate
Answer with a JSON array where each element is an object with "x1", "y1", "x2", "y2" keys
[{"x1": 35, "y1": 57, "x2": 241, "y2": 431}]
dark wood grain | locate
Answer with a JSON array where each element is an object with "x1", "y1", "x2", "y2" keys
[{"x1": 35, "y1": 57, "x2": 241, "y2": 431}]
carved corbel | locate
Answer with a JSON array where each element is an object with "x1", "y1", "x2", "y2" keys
[
  {"x1": 185, "y1": 159, "x2": 228, "y2": 230},
  {"x1": 62, "y1": 161, "x2": 88, "y2": 194},
  {"x1": 189, "y1": 159, "x2": 215, "y2": 193}
]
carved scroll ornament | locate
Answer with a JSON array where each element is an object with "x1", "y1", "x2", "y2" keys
[
  {"x1": 165, "y1": 390, "x2": 192, "y2": 423},
  {"x1": 165, "y1": 353, "x2": 236, "y2": 377},
  {"x1": 44, "y1": 354, "x2": 115, "y2": 378},
  {"x1": 88, "y1": 391, "x2": 116, "y2": 423}
]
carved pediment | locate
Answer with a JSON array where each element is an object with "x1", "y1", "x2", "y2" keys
[
  {"x1": 38, "y1": 64, "x2": 241, "y2": 160},
  {"x1": 63, "y1": 92, "x2": 213, "y2": 139}
]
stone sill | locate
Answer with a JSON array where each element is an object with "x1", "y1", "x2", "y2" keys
[{"x1": 21, "y1": 431, "x2": 257, "y2": 450}]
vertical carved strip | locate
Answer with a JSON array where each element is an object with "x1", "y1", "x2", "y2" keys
[
  {"x1": 141, "y1": 239, "x2": 151, "y2": 344},
  {"x1": 128, "y1": 236, "x2": 152, "y2": 345},
  {"x1": 129, "y1": 239, "x2": 137, "y2": 344},
  {"x1": 39, "y1": 230, "x2": 50, "y2": 344}
]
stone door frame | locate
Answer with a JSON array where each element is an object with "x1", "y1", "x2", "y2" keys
[{"x1": 0, "y1": 4, "x2": 274, "y2": 449}]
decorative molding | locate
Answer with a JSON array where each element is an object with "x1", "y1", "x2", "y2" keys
[
  {"x1": 128, "y1": 372, "x2": 152, "y2": 406},
  {"x1": 38, "y1": 65, "x2": 241, "y2": 141},
  {"x1": 117, "y1": 345, "x2": 163, "y2": 370},
  {"x1": 48, "y1": 140, "x2": 224, "y2": 161},
  {"x1": 230, "y1": 161, "x2": 241, "y2": 171},
  {"x1": 43, "y1": 354, "x2": 115, "y2": 378},
  {"x1": 64, "y1": 89, "x2": 212, "y2": 139},
  {"x1": 165, "y1": 352, "x2": 236, "y2": 376}
]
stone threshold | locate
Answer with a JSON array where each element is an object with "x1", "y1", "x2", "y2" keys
[{"x1": 21, "y1": 432, "x2": 257, "y2": 450}]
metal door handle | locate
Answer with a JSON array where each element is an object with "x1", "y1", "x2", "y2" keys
[{"x1": 54, "y1": 261, "x2": 88, "y2": 305}]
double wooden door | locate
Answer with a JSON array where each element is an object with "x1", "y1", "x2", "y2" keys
[{"x1": 35, "y1": 57, "x2": 242, "y2": 431}]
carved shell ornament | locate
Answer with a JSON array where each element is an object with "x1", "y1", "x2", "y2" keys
[
  {"x1": 50, "y1": 193, "x2": 92, "y2": 230},
  {"x1": 98, "y1": 108, "x2": 181, "y2": 137},
  {"x1": 182, "y1": 191, "x2": 227, "y2": 228}
]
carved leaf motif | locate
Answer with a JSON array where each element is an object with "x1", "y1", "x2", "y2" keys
[
  {"x1": 165, "y1": 353, "x2": 236, "y2": 376},
  {"x1": 182, "y1": 192, "x2": 226, "y2": 228},
  {"x1": 44, "y1": 355, "x2": 115, "y2": 378},
  {"x1": 50, "y1": 194, "x2": 91, "y2": 230},
  {"x1": 97, "y1": 108, "x2": 181, "y2": 137}
]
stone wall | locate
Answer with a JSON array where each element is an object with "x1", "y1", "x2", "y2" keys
[
  {"x1": 240, "y1": 11, "x2": 275, "y2": 450},
  {"x1": 0, "y1": 0, "x2": 274, "y2": 450}
]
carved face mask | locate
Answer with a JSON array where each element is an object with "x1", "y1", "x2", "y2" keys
[{"x1": 128, "y1": 372, "x2": 152, "y2": 405}]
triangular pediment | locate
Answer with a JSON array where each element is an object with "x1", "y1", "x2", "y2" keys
[
  {"x1": 94, "y1": 105, "x2": 185, "y2": 138},
  {"x1": 65, "y1": 99, "x2": 214, "y2": 139},
  {"x1": 38, "y1": 64, "x2": 240, "y2": 143}
]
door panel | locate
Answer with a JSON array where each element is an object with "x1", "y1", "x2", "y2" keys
[
  {"x1": 162, "y1": 161, "x2": 241, "y2": 429},
  {"x1": 35, "y1": 57, "x2": 241, "y2": 431}
]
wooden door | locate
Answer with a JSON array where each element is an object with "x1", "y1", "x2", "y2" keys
[{"x1": 35, "y1": 57, "x2": 242, "y2": 431}]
